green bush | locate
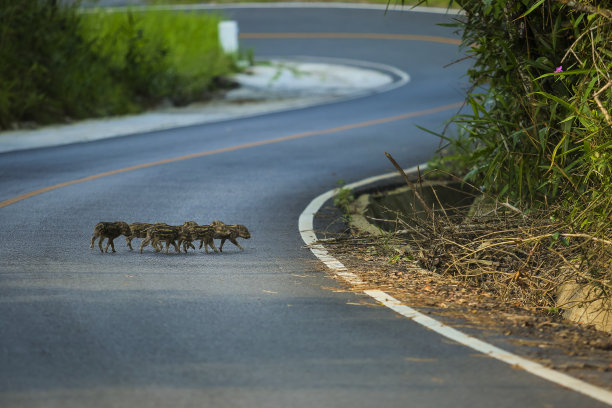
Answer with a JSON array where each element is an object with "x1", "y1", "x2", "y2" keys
[
  {"x1": 433, "y1": 0, "x2": 611, "y2": 230},
  {"x1": 421, "y1": 0, "x2": 612, "y2": 298},
  {"x1": 0, "y1": 0, "x2": 119, "y2": 127},
  {"x1": 0, "y1": 1, "x2": 237, "y2": 129},
  {"x1": 80, "y1": 8, "x2": 236, "y2": 106}
]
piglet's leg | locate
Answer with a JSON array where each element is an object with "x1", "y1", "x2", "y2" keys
[
  {"x1": 230, "y1": 238, "x2": 244, "y2": 251},
  {"x1": 139, "y1": 238, "x2": 149, "y2": 253},
  {"x1": 208, "y1": 239, "x2": 219, "y2": 253}
]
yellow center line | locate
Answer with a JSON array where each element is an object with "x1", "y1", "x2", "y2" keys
[
  {"x1": 239, "y1": 32, "x2": 462, "y2": 45},
  {"x1": 0, "y1": 103, "x2": 462, "y2": 210}
]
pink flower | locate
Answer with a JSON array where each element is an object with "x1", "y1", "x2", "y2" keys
[{"x1": 554, "y1": 66, "x2": 563, "y2": 74}]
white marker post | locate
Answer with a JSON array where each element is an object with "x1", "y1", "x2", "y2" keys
[{"x1": 218, "y1": 20, "x2": 239, "y2": 54}]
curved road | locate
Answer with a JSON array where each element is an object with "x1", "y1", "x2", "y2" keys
[{"x1": 0, "y1": 5, "x2": 607, "y2": 408}]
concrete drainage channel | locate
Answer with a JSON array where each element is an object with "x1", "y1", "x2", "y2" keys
[
  {"x1": 349, "y1": 178, "x2": 478, "y2": 235},
  {"x1": 299, "y1": 165, "x2": 612, "y2": 406},
  {"x1": 350, "y1": 173, "x2": 612, "y2": 334}
]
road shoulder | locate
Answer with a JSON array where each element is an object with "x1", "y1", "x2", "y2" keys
[
  {"x1": 302, "y1": 169, "x2": 612, "y2": 403},
  {"x1": 0, "y1": 58, "x2": 403, "y2": 154}
]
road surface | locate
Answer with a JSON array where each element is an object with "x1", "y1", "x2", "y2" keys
[{"x1": 0, "y1": 5, "x2": 607, "y2": 408}]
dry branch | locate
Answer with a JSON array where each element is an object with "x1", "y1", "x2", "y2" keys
[{"x1": 331, "y1": 202, "x2": 612, "y2": 311}]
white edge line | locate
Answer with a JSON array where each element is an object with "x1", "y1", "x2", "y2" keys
[
  {"x1": 83, "y1": 3, "x2": 463, "y2": 16},
  {"x1": 263, "y1": 55, "x2": 411, "y2": 95},
  {"x1": 298, "y1": 164, "x2": 612, "y2": 407}
]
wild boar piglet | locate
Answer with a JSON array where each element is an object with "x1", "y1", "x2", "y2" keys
[
  {"x1": 140, "y1": 225, "x2": 192, "y2": 254},
  {"x1": 177, "y1": 222, "x2": 201, "y2": 252},
  {"x1": 127, "y1": 222, "x2": 167, "y2": 251},
  {"x1": 211, "y1": 220, "x2": 251, "y2": 252},
  {"x1": 184, "y1": 223, "x2": 218, "y2": 253},
  {"x1": 90, "y1": 221, "x2": 131, "y2": 253}
]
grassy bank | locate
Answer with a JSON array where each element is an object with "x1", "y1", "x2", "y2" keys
[
  {"x1": 80, "y1": 8, "x2": 238, "y2": 106},
  {"x1": 143, "y1": 0, "x2": 459, "y2": 9},
  {"x1": 0, "y1": 1, "x2": 238, "y2": 130}
]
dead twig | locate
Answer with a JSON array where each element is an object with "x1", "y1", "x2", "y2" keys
[{"x1": 384, "y1": 152, "x2": 434, "y2": 218}]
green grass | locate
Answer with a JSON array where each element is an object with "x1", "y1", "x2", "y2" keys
[
  {"x1": 81, "y1": 8, "x2": 237, "y2": 106},
  {"x1": 0, "y1": 1, "x2": 238, "y2": 129},
  {"x1": 143, "y1": 0, "x2": 460, "y2": 9},
  {"x1": 0, "y1": 0, "x2": 458, "y2": 129}
]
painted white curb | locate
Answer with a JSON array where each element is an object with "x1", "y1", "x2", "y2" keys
[
  {"x1": 298, "y1": 165, "x2": 612, "y2": 406},
  {"x1": 219, "y1": 20, "x2": 239, "y2": 54}
]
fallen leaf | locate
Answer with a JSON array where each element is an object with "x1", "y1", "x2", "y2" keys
[{"x1": 404, "y1": 357, "x2": 438, "y2": 363}]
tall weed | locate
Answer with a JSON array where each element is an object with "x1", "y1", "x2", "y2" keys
[
  {"x1": 423, "y1": 0, "x2": 612, "y2": 293},
  {"x1": 433, "y1": 0, "x2": 611, "y2": 229}
]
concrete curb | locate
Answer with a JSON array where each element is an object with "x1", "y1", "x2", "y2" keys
[
  {"x1": 299, "y1": 166, "x2": 612, "y2": 406},
  {"x1": 0, "y1": 57, "x2": 407, "y2": 154}
]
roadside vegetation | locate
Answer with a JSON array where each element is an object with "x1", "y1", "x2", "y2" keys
[
  {"x1": 0, "y1": 0, "x2": 238, "y2": 130},
  {"x1": 425, "y1": 0, "x2": 612, "y2": 314},
  {"x1": 143, "y1": 0, "x2": 459, "y2": 8},
  {"x1": 331, "y1": 0, "x2": 612, "y2": 327},
  {"x1": 0, "y1": 0, "x2": 451, "y2": 130}
]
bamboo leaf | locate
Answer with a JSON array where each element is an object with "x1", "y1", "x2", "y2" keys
[
  {"x1": 535, "y1": 69, "x2": 592, "y2": 80},
  {"x1": 532, "y1": 91, "x2": 577, "y2": 112},
  {"x1": 548, "y1": 133, "x2": 568, "y2": 171},
  {"x1": 516, "y1": 0, "x2": 545, "y2": 20}
]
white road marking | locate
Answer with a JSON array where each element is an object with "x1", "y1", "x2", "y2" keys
[
  {"x1": 89, "y1": 3, "x2": 463, "y2": 16},
  {"x1": 269, "y1": 55, "x2": 412, "y2": 94},
  {"x1": 299, "y1": 165, "x2": 612, "y2": 406}
]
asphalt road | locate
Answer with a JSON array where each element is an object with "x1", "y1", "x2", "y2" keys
[{"x1": 0, "y1": 5, "x2": 607, "y2": 408}]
